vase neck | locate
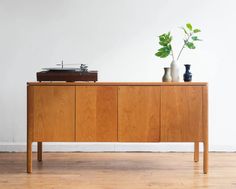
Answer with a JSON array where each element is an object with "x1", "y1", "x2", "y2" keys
[
  {"x1": 184, "y1": 64, "x2": 191, "y2": 71},
  {"x1": 164, "y1": 67, "x2": 171, "y2": 74}
]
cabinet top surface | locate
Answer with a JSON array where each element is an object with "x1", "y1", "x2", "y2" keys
[{"x1": 27, "y1": 82, "x2": 208, "y2": 86}]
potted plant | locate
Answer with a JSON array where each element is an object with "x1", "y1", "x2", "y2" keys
[{"x1": 155, "y1": 23, "x2": 202, "y2": 82}]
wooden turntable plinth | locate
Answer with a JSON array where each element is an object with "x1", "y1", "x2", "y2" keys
[{"x1": 37, "y1": 71, "x2": 98, "y2": 82}]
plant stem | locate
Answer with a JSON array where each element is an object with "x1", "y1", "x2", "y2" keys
[
  {"x1": 177, "y1": 33, "x2": 192, "y2": 61},
  {"x1": 176, "y1": 44, "x2": 185, "y2": 61}
]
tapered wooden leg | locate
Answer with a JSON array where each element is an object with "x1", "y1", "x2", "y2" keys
[
  {"x1": 203, "y1": 86, "x2": 208, "y2": 174},
  {"x1": 203, "y1": 141, "x2": 208, "y2": 174},
  {"x1": 37, "y1": 142, "x2": 42, "y2": 162},
  {"x1": 194, "y1": 142, "x2": 199, "y2": 162},
  {"x1": 27, "y1": 86, "x2": 35, "y2": 173},
  {"x1": 27, "y1": 141, "x2": 32, "y2": 173}
]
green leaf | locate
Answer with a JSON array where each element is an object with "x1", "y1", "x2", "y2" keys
[
  {"x1": 167, "y1": 32, "x2": 171, "y2": 38},
  {"x1": 158, "y1": 32, "x2": 172, "y2": 46},
  {"x1": 155, "y1": 51, "x2": 162, "y2": 57},
  {"x1": 164, "y1": 45, "x2": 172, "y2": 51},
  {"x1": 159, "y1": 35, "x2": 165, "y2": 42},
  {"x1": 159, "y1": 41, "x2": 166, "y2": 46},
  {"x1": 155, "y1": 51, "x2": 170, "y2": 58},
  {"x1": 192, "y1": 36, "x2": 202, "y2": 41},
  {"x1": 193, "y1": 29, "x2": 201, "y2": 33},
  {"x1": 156, "y1": 32, "x2": 173, "y2": 58},
  {"x1": 192, "y1": 36, "x2": 198, "y2": 41},
  {"x1": 155, "y1": 46, "x2": 171, "y2": 58},
  {"x1": 155, "y1": 51, "x2": 167, "y2": 58},
  {"x1": 186, "y1": 23, "x2": 193, "y2": 31},
  {"x1": 186, "y1": 42, "x2": 196, "y2": 49}
]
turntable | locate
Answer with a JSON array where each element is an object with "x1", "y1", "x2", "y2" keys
[{"x1": 37, "y1": 61, "x2": 97, "y2": 82}]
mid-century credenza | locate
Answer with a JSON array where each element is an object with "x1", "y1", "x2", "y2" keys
[{"x1": 27, "y1": 82, "x2": 208, "y2": 173}]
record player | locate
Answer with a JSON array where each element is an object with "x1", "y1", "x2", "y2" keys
[{"x1": 37, "y1": 61, "x2": 97, "y2": 82}]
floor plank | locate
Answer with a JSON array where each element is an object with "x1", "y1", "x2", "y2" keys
[{"x1": 0, "y1": 152, "x2": 236, "y2": 189}]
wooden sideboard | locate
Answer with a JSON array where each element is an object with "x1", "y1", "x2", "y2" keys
[{"x1": 27, "y1": 82, "x2": 208, "y2": 173}]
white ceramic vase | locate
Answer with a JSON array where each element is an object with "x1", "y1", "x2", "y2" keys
[{"x1": 170, "y1": 60, "x2": 180, "y2": 82}]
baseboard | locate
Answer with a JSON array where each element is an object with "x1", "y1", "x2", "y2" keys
[{"x1": 0, "y1": 142, "x2": 235, "y2": 152}]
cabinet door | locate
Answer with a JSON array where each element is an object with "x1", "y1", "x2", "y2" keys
[
  {"x1": 118, "y1": 87, "x2": 160, "y2": 142},
  {"x1": 76, "y1": 86, "x2": 117, "y2": 142},
  {"x1": 161, "y1": 86, "x2": 203, "y2": 142},
  {"x1": 33, "y1": 86, "x2": 75, "y2": 142}
]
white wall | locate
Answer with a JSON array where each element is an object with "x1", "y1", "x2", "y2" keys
[{"x1": 0, "y1": 0, "x2": 235, "y2": 152}]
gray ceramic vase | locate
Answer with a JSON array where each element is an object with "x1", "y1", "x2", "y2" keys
[{"x1": 162, "y1": 67, "x2": 172, "y2": 82}]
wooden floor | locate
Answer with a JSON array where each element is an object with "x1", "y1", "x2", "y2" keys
[{"x1": 0, "y1": 152, "x2": 236, "y2": 189}]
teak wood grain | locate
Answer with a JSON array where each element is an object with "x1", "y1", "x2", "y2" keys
[
  {"x1": 76, "y1": 86, "x2": 118, "y2": 142},
  {"x1": 32, "y1": 86, "x2": 75, "y2": 142},
  {"x1": 37, "y1": 142, "x2": 42, "y2": 162},
  {"x1": 27, "y1": 82, "x2": 208, "y2": 173},
  {"x1": 28, "y1": 82, "x2": 207, "y2": 86},
  {"x1": 160, "y1": 86, "x2": 203, "y2": 142},
  {"x1": 118, "y1": 86, "x2": 160, "y2": 142},
  {"x1": 203, "y1": 86, "x2": 208, "y2": 174},
  {"x1": 27, "y1": 86, "x2": 34, "y2": 173}
]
